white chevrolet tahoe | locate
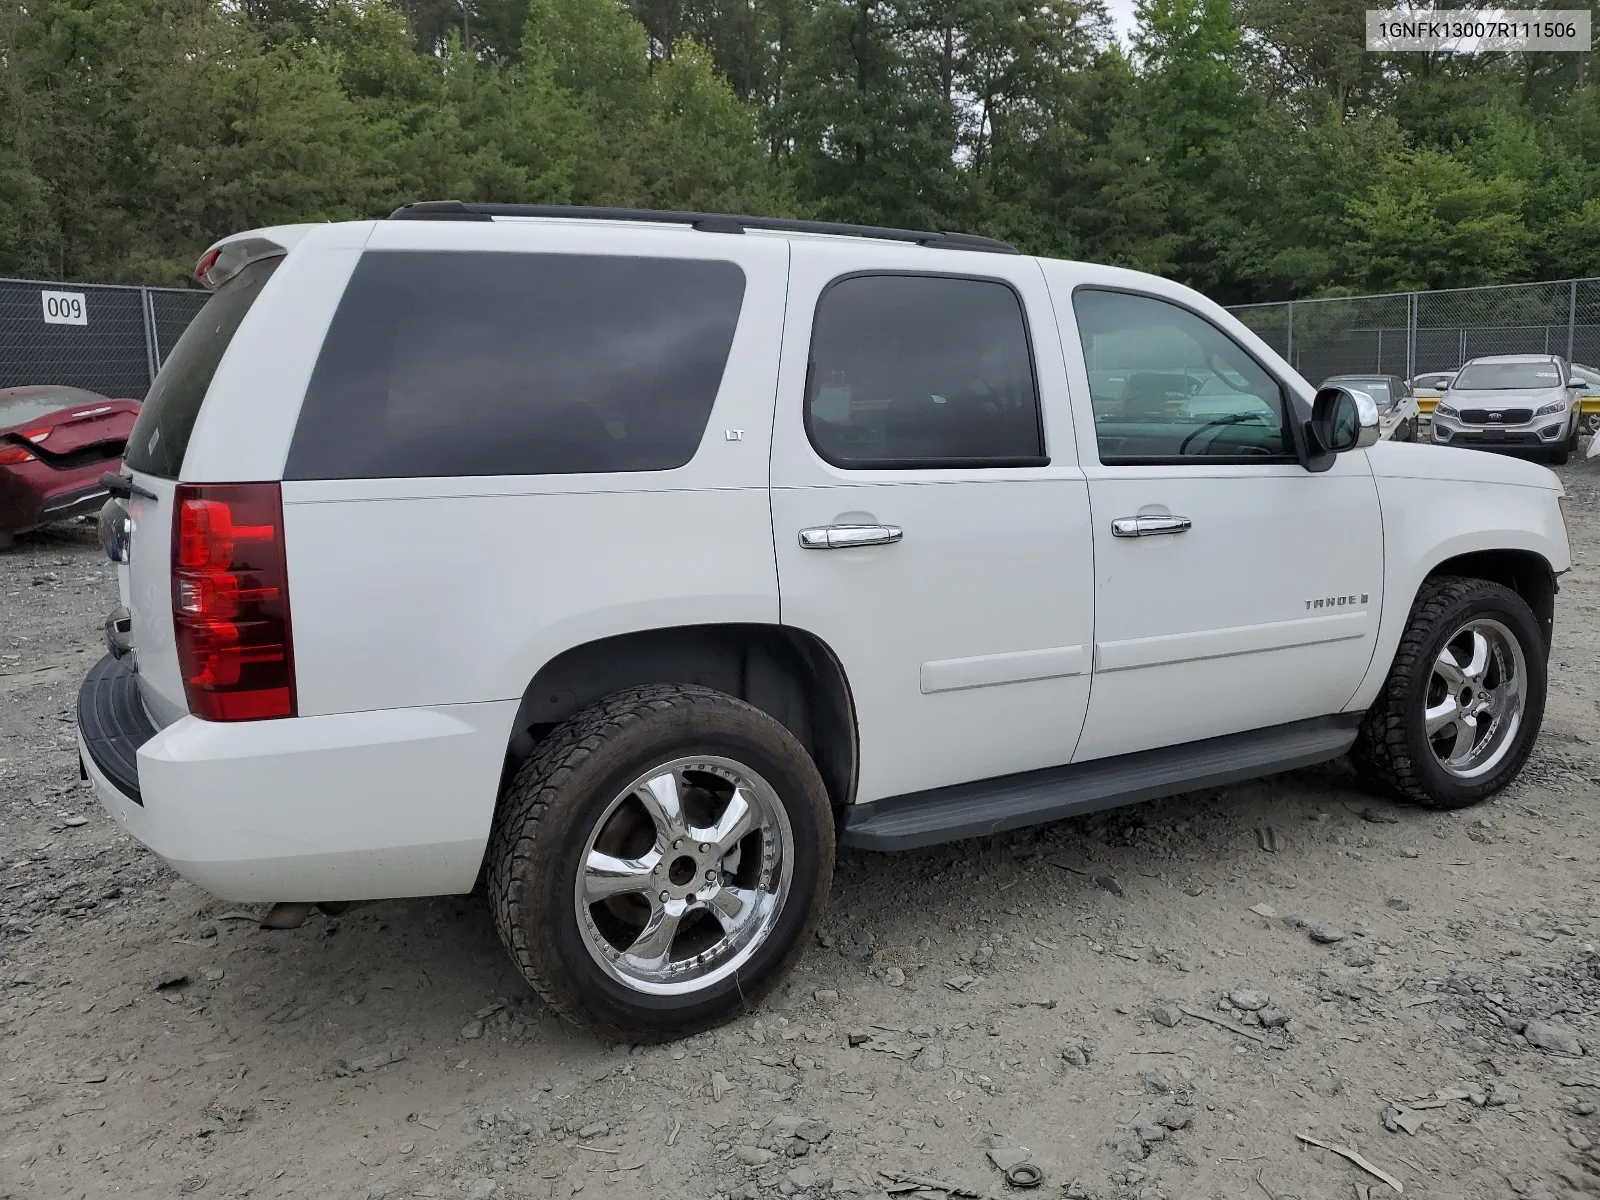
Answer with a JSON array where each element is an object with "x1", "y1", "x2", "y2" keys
[{"x1": 79, "y1": 203, "x2": 1571, "y2": 1041}]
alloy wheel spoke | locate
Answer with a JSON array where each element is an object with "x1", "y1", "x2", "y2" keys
[
  {"x1": 695, "y1": 789, "x2": 757, "y2": 859},
  {"x1": 634, "y1": 771, "x2": 687, "y2": 845},
  {"x1": 1434, "y1": 646, "x2": 1468, "y2": 690},
  {"x1": 1461, "y1": 630, "x2": 1491, "y2": 683},
  {"x1": 703, "y1": 886, "x2": 755, "y2": 931},
  {"x1": 624, "y1": 901, "x2": 685, "y2": 968},
  {"x1": 583, "y1": 849, "x2": 659, "y2": 904},
  {"x1": 1448, "y1": 713, "x2": 1478, "y2": 761},
  {"x1": 1424, "y1": 696, "x2": 1461, "y2": 736}
]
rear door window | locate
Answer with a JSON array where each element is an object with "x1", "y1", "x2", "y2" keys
[
  {"x1": 805, "y1": 273, "x2": 1044, "y2": 468},
  {"x1": 284, "y1": 252, "x2": 746, "y2": 480},
  {"x1": 124, "y1": 261, "x2": 279, "y2": 478}
]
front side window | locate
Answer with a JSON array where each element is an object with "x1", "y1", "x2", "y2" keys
[
  {"x1": 805, "y1": 274, "x2": 1044, "y2": 468},
  {"x1": 286, "y1": 252, "x2": 745, "y2": 479},
  {"x1": 1074, "y1": 289, "x2": 1291, "y2": 463}
]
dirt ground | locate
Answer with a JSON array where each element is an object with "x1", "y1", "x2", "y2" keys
[{"x1": 6, "y1": 462, "x2": 1600, "y2": 1200}]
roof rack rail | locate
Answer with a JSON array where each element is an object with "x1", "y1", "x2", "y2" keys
[{"x1": 387, "y1": 201, "x2": 1020, "y2": 255}]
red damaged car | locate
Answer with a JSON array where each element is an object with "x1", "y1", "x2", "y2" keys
[{"x1": 0, "y1": 385, "x2": 140, "y2": 550}]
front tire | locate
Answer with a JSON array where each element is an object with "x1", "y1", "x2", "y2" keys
[
  {"x1": 1353, "y1": 577, "x2": 1546, "y2": 809},
  {"x1": 487, "y1": 684, "x2": 834, "y2": 1042}
]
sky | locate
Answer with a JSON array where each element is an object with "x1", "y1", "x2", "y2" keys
[{"x1": 1105, "y1": 0, "x2": 1138, "y2": 44}]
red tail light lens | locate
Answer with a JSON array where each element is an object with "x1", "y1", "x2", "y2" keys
[
  {"x1": 0, "y1": 444, "x2": 36, "y2": 465},
  {"x1": 172, "y1": 483, "x2": 296, "y2": 721}
]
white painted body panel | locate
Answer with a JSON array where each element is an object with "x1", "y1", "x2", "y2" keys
[
  {"x1": 1041, "y1": 261, "x2": 1386, "y2": 760},
  {"x1": 280, "y1": 220, "x2": 789, "y2": 714},
  {"x1": 1343, "y1": 443, "x2": 1569, "y2": 712},
  {"x1": 122, "y1": 473, "x2": 184, "y2": 727},
  {"x1": 181, "y1": 224, "x2": 371, "y2": 483},
  {"x1": 1069, "y1": 459, "x2": 1384, "y2": 759},
  {"x1": 124, "y1": 225, "x2": 372, "y2": 729},
  {"x1": 83, "y1": 700, "x2": 517, "y2": 900},
  {"x1": 86, "y1": 219, "x2": 1573, "y2": 905},
  {"x1": 770, "y1": 242, "x2": 1096, "y2": 803}
]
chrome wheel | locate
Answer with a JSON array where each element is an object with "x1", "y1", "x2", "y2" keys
[
  {"x1": 574, "y1": 756, "x2": 793, "y2": 996},
  {"x1": 1425, "y1": 618, "x2": 1527, "y2": 780}
]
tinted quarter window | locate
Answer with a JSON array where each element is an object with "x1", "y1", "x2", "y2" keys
[
  {"x1": 1074, "y1": 289, "x2": 1289, "y2": 462},
  {"x1": 125, "y1": 260, "x2": 279, "y2": 478},
  {"x1": 285, "y1": 252, "x2": 745, "y2": 480},
  {"x1": 806, "y1": 274, "x2": 1043, "y2": 467}
]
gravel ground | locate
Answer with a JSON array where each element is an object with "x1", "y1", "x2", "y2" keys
[{"x1": 5, "y1": 464, "x2": 1600, "y2": 1200}]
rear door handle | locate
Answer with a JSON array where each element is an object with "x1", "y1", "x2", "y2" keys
[
  {"x1": 1111, "y1": 515, "x2": 1191, "y2": 538},
  {"x1": 799, "y1": 525, "x2": 903, "y2": 549}
]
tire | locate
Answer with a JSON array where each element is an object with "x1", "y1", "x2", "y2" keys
[
  {"x1": 486, "y1": 683, "x2": 834, "y2": 1042},
  {"x1": 1548, "y1": 446, "x2": 1571, "y2": 465},
  {"x1": 0, "y1": 530, "x2": 12, "y2": 552},
  {"x1": 1353, "y1": 577, "x2": 1546, "y2": 809}
]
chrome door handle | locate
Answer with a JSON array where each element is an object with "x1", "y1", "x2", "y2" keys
[
  {"x1": 798, "y1": 525, "x2": 903, "y2": 549},
  {"x1": 1111, "y1": 515, "x2": 1192, "y2": 538}
]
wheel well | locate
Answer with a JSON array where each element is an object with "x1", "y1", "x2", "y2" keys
[
  {"x1": 1426, "y1": 549, "x2": 1557, "y2": 649},
  {"x1": 502, "y1": 625, "x2": 857, "y2": 812}
]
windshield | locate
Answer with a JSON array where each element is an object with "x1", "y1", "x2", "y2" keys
[
  {"x1": 1573, "y1": 364, "x2": 1600, "y2": 389},
  {"x1": 1452, "y1": 362, "x2": 1563, "y2": 391},
  {"x1": 0, "y1": 386, "x2": 109, "y2": 426}
]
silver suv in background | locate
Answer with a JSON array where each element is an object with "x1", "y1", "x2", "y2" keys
[{"x1": 1432, "y1": 354, "x2": 1583, "y2": 465}]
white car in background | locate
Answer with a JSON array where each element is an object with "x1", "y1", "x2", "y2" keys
[
  {"x1": 1320, "y1": 375, "x2": 1421, "y2": 442},
  {"x1": 1571, "y1": 363, "x2": 1600, "y2": 435}
]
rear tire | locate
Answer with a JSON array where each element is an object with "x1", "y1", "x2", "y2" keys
[
  {"x1": 486, "y1": 683, "x2": 834, "y2": 1042},
  {"x1": 1353, "y1": 577, "x2": 1546, "y2": 810},
  {"x1": 0, "y1": 530, "x2": 12, "y2": 552}
]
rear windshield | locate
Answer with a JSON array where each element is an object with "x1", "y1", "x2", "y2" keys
[
  {"x1": 284, "y1": 251, "x2": 745, "y2": 480},
  {"x1": 123, "y1": 259, "x2": 280, "y2": 477},
  {"x1": 0, "y1": 386, "x2": 108, "y2": 426},
  {"x1": 1452, "y1": 362, "x2": 1563, "y2": 391},
  {"x1": 1331, "y1": 378, "x2": 1392, "y2": 405}
]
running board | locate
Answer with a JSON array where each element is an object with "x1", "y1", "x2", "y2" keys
[{"x1": 838, "y1": 713, "x2": 1363, "y2": 851}]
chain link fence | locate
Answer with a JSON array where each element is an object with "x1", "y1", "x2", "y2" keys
[
  {"x1": 0, "y1": 277, "x2": 209, "y2": 400},
  {"x1": 1229, "y1": 276, "x2": 1600, "y2": 386}
]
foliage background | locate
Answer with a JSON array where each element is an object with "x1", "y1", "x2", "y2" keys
[{"x1": 1, "y1": 0, "x2": 1597, "y2": 299}]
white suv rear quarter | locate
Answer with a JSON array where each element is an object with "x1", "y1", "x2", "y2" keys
[{"x1": 82, "y1": 208, "x2": 1571, "y2": 1039}]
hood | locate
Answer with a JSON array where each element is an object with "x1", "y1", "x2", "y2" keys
[
  {"x1": 1364, "y1": 440, "x2": 1562, "y2": 490},
  {"x1": 1444, "y1": 384, "x2": 1568, "y2": 407}
]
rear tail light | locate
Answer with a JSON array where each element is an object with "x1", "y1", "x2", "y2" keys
[
  {"x1": 0, "y1": 444, "x2": 35, "y2": 464},
  {"x1": 172, "y1": 483, "x2": 296, "y2": 720}
]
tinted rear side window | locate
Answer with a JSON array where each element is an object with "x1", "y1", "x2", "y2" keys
[
  {"x1": 806, "y1": 274, "x2": 1044, "y2": 467},
  {"x1": 285, "y1": 252, "x2": 746, "y2": 480},
  {"x1": 124, "y1": 260, "x2": 280, "y2": 478}
]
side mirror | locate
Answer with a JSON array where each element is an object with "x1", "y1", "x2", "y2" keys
[{"x1": 1304, "y1": 386, "x2": 1379, "y2": 470}]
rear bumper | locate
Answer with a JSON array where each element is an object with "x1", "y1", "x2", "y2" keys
[
  {"x1": 0, "y1": 458, "x2": 117, "y2": 533},
  {"x1": 77, "y1": 654, "x2": 516, "y2": 902}
]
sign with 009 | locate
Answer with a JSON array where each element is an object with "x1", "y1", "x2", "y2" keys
[{"x1": 41, "y1": 290, "x2": 88, "y2": 326}]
